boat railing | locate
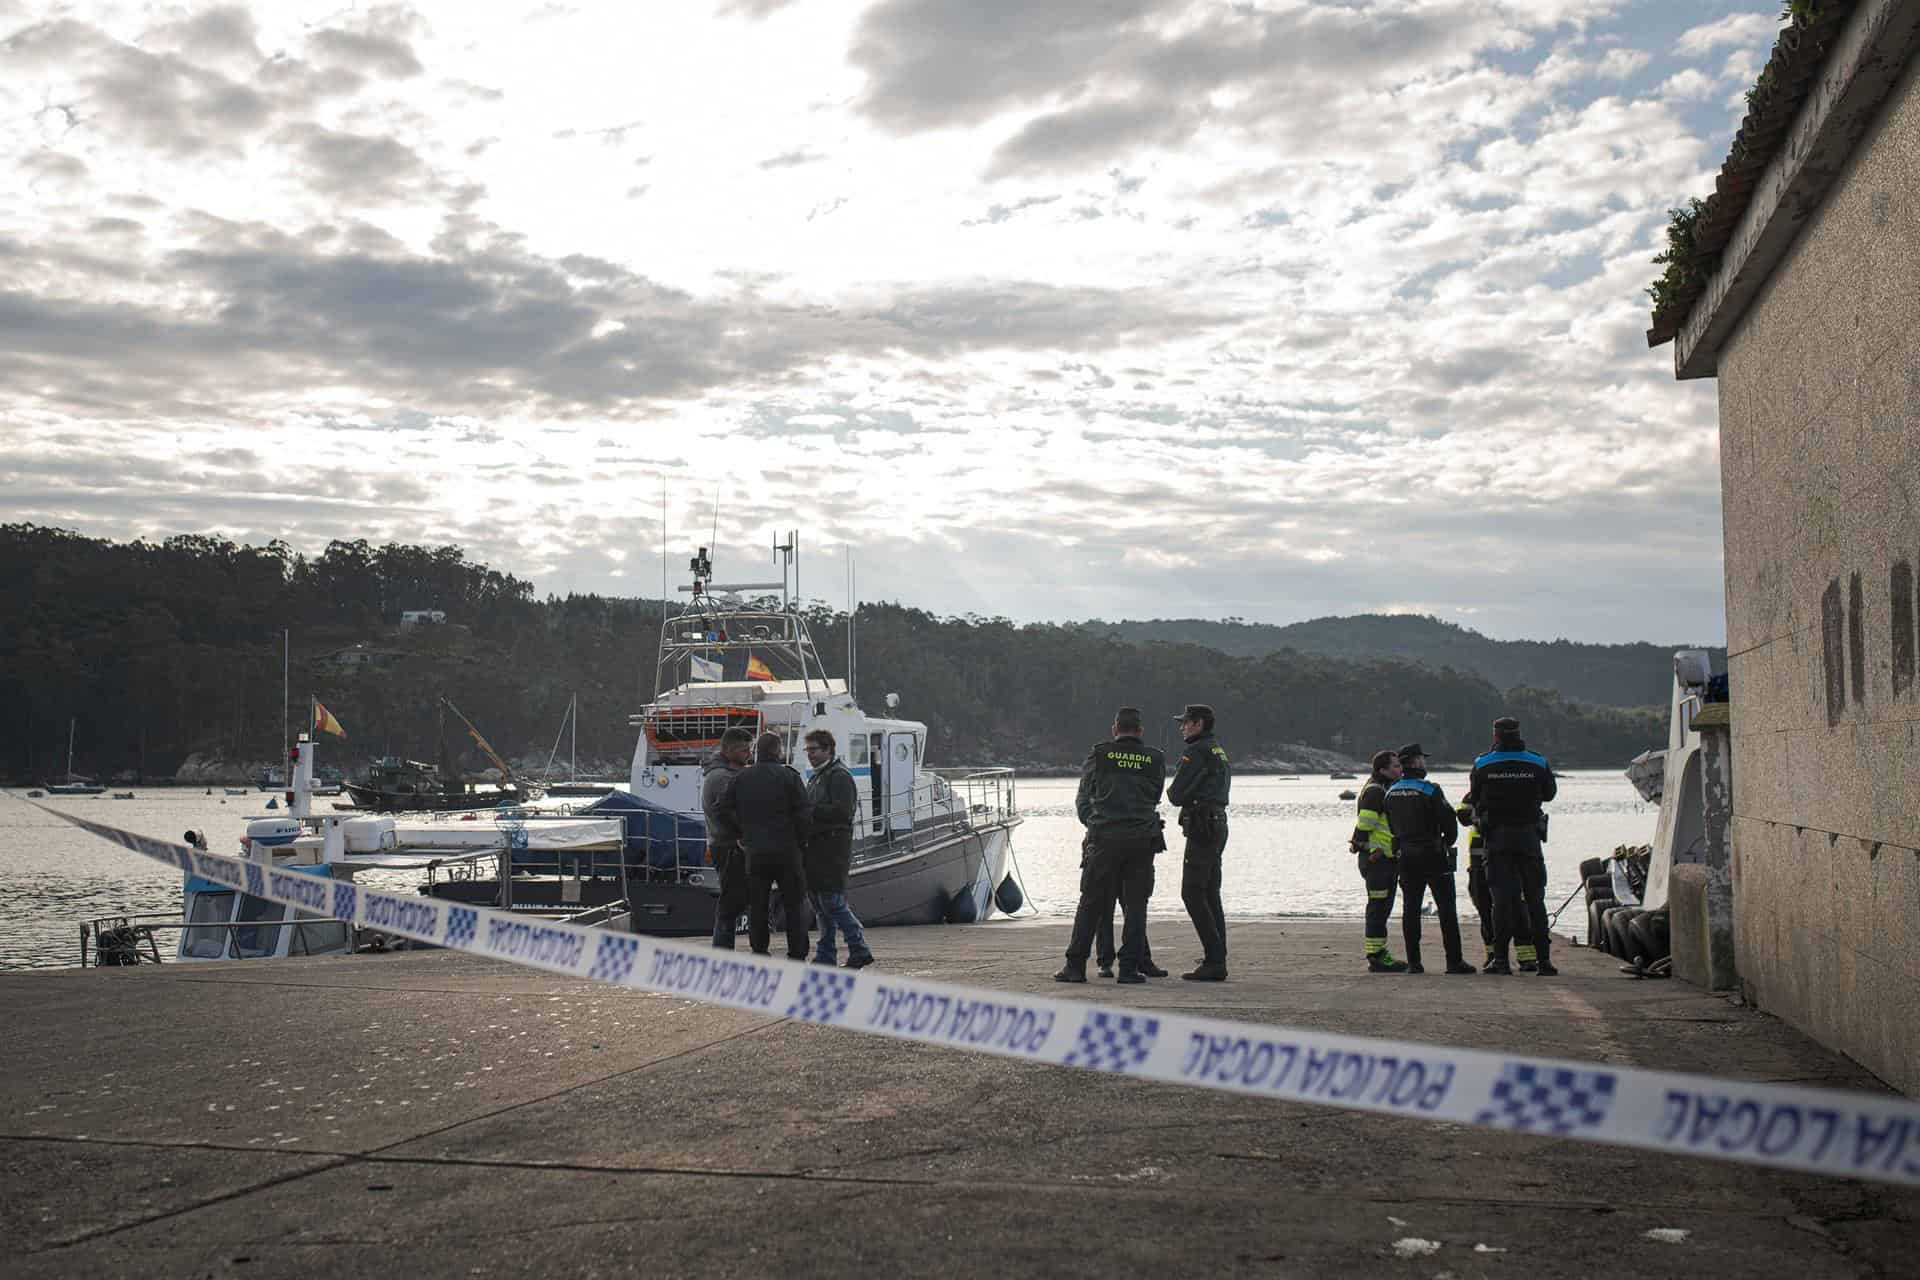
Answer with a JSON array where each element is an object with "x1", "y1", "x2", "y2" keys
[
  {"x1": 79, "y1": 912, "x2": 355, "y2": 966},
  {"x1": 852, "y1": 767, "x2": 1020, "y2": 862}
]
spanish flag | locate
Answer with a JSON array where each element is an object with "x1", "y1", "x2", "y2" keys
[
  {"x1": 745, "y1": 654, "x2": 775, "y2": 681},
  {"x1": 313, "y1": 701, "x2": 347, "y2": 738}
]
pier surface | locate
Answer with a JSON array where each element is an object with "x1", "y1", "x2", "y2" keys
[{"x1": 4, "y1": 921, "x2": 1914, "y2": 1277}]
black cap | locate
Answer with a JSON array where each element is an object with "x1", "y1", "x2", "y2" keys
[
  {"x1": 1397, "y1": 742, "x2": 1424, "y2": 761},
  {"x1": 1492, "y1": 716, "x2": 1520, "y2": 735},
  {"x1": 1174, "y1": 704, "x2": 1215, "y2": 722}
]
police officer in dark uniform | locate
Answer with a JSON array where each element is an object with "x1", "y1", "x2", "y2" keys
[
  {"x1": 1383, "y1": 743, "x2": 1473, "y2": 975},
  {"x1": 1467, "y1": 716, "x2": 1558, "y2": 976},
  {"x1": 1458, "y1": 801, "x2": 1536, "y2": 970},
  {"x1": 1167, "y1": 703, "x2": 1231, "y2": 981},
  {"x1": 1055, "y1": 706, "x2": 1167, "y2": 985}
]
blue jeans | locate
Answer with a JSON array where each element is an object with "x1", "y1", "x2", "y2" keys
[{"x1": 810, "y1": 891, "x2": 871, "y2": 963}]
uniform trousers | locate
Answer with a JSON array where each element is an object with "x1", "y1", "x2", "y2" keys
[
  {"x1": 711, "y1": 844, "x2": 749, "y2": 948},
  {"x1": 1359, "y1": 852, "x2": 1399, "y2": 955},
  {"x1": 1180, "y1": 814, "x2": 1229, "y2": 964},
  {"x1": 746, "y1": 849, "x2": 811, "y2": 960},
  {"x1": 1397, "y1": 845, "x2": 1464, "y2": 968},
  {"x1": 1067, "y1": 833, "x2": 1159, "y2": 972},
  {"x1": 1486, "y1": 831, "x2": 1551, "y2": 964}
]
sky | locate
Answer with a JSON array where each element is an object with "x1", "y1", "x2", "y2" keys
[{"x1": 1, "y1": 1, "x2": 1788, "y2": 643}]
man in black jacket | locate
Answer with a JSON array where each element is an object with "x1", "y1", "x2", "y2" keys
[
  {"x1": 1056, "y1": 706, "x2": 1166, "y2": 985},
  {"x1": 1168, "y1": 703, "x2": 1231, "y2": 981},
  {"x1": 1467, "y1": 716, "x2": 1559, "y2": 977},
  {"x1": 701, "y1": 727, "x2": 754, "y2": 949},
  {"x1": 1383, "y1": 743, "x2": 1473, "y2": 975},
  {"x1": 802, "y1": 728, "x2": 872, "y2": 968},
  {"x1": 719, "y1": 732, "x2": 813, "y2": 959}
]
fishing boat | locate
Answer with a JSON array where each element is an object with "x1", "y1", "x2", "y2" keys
[
  {"x1": 343, "y1": 700, "x2": 544, "y2": 812},
  {"x1": 45, "y1": 719, "x2": 107, "y2": 795},
  {"x1": 562, "y1": 537, "x2": 1022, "y2": 935}
]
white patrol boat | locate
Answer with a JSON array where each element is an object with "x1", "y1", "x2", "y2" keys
[{"x1": 603, "y1": 536, "x2": 1025, "y2": 936}]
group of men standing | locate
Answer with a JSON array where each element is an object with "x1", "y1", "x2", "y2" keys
[
  {"x1": 1353, "y1": 716, "x2": 1558, "y2": 976},
  {"x1": 1050, "y1": 705, "x2": 1558, "y2": 985},
  {"x1": 700, "y1": 726, "x2": 876, "y2": 968},
  {"x1": 1054, "y1": 703, "x2": 1232, "y2": 985}
]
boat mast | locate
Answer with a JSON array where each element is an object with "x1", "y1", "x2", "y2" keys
[
  {"x1": 67, "y1": 717, "x2": 75, "y2": 781},
  {"x1": 570, "y1": 692, "x2": 578, "y2": 782}
]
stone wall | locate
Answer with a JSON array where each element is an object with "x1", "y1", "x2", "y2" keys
[{"x1": 1715, "y1": 54, "x2": 1920, "y2": 1094}]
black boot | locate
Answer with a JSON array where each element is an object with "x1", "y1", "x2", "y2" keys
[
  {"x1": 1445, "y1": 959, "x2": 1477, "y2": 975},
  {"x1": 1115, "y1": 965, "x2": 1146, "y2": 985},
  {"x1": 1535, "y1": 948, "x2": 1558, "y2": 977},
  {"x1": 1140, "y1": 961, "x2": 1169, "y2": 978},
  {"x1": 1182, "y1": 961, "x2": 1229, "y2": 982},
  {"x1": 1054, "y1": 960, "x2": 1087, "y2": 983}
]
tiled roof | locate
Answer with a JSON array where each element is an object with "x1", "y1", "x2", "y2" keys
[{"x1": 1646, "y1": 3, "x2": 1859, "y2": 347}]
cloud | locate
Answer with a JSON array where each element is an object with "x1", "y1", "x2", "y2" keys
[
  {"x1": 758, "y1": 147, "x2": 825, "y2": 169},
  {"x1": 306, "y1": 5, "x2": 426, "y2": 79},
  {"x1": 1676, "y1": 12, "x2": 1780, "y2": 57},
  {"x1": 278, "y1": 123, "x2": 438, "y2": 202}
]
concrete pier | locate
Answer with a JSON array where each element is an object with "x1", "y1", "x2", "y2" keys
[{"x1": 4, "y1": 921, "x2": 1915, "y2": 1276}]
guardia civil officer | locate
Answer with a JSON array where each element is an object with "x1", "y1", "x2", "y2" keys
[
  {"x1": 1458, "y1": 802, "x2": 1536, "y2": 971},
  {"x1": 1467, "y1": 716, "x2": 1558, "y2": 976},
  {"x1": 1055, "y1": 706, "x2": 1167, "y2": 985},
  {"x1": 1350, "y1": 749, "x2": 1407, "y2": 972},
  {"x1": 1167, "y1": 703, "x2": 1230, "y2": 981},
  {"x1": 1383, "y1": 743, "x2": 1473, "y2": 975}
]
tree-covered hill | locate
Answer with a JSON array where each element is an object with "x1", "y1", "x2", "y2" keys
[
  {"x1": 1074, "y1": 614, "x2": 1724, "y2": 708},
  {"x1": 0, "y1": 525, "x2": 1662, "y2": 782}
]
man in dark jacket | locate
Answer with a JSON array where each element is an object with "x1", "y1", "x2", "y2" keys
[
  {"x1": 1168, "y1": 703, "x2": 1231, "y2": 981},
  {"x1": 1383, "y1": 743, "x2": 1473, "y2": 975},
  {"x1": 1056, "y1": 706, "x2": 1166, "y2": 985},
  {"x1": 801, "y1": 728, "x2": 872, "y2": 968},
  {"x1": 701, "y1": 727, "x2": 754, "y2": 949},
  {"x1": 1467, "y1": 716, "x2": 1559, "y2": 976},
  {"x1": 718, "y1": 732, "x2": 812, "y2": 959}
]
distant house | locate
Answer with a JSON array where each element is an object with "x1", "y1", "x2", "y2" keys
[
  {"x1": 400, "y1": 610, "x2": 448, "y2": 627},
  {"x1": 321, "y1": 644, "x2": 402, "y2": 672},
  {"x1": 1651, "y1": 3, "x2": 1920, "y2": 1093}
]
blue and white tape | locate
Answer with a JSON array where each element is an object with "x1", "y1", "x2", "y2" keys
[{"x1": 45, "y1": 805, "x2": 1920, "y2": 1188}]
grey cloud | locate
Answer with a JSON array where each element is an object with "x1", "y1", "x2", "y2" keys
[
  {"x1": 307, "y1": 5, "x2": 426, "y2": 79},
  {"x1": 961, "y1": 193, "x2": 1059, "y2": 225},
  {"x1": 988, "y1": 97, "x2": 1203, "y2": 178},
  {"x1": 145, "y1": 6, "x2": 262, "y2": 65},
  {"x1": 718, "y1": 0, "x2": 802, "y2": 18},
  {"x1": 851, "y1": 0, "x2": 1164, "y2": 132},
  {"x1": 22, "y1": 151, "x2": 87, "y2": 182},
  {"x1": 278, "y1": 123, "x2": 436, "y2": 202},
  {"x1": 759, "y1": 148, "x2": 824, "y2": 169},
  {"x1": 0, "y1": 214, "x2": 1236, "y2": 420},
  {"x1": 445, "y1": 78, "x2": 505, "y2": 101}
]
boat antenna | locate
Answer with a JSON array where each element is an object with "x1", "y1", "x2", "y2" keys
[{"x1": 846, "y1": 546, "x2": 856, "y2": 701}]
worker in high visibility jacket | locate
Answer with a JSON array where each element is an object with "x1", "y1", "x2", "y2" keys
[{"x1": 1350, "y1": 749, "x2": 1407, "y2": 972}]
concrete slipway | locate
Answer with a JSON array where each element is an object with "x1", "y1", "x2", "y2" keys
[{"x1": 4, "y1": 921, "x2": 1915, "y2": 1277}]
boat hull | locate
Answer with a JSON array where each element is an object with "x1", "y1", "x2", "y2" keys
[
  {"x1": 344, "y1": 782, "x2": 541, "y2": 813},
  {"x1": 620, "y1": 821, "x2": 1019, "y2": 938}
]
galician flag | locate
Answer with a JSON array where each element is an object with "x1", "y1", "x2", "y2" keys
[
  {"x1": 313, "y1": 701, "x2": 347, "y2": 738},
  {"x1": 690, "y1": 654, "x2": 723, "y2": 681},
  {"x1": 746, "y1": 654, "x2": 775, "y2": 681}
]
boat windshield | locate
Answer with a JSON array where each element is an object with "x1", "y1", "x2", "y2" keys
[
  {"x1": 230, "y1": 894, "x2": 286, "y2": 958},
  {"x1": 182, "y1": 891, "x2": 233, "y2": 958}
]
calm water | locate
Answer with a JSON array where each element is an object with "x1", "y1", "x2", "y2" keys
[{"x1": 0, "y1": 772, "x2": 1655, "y2": 969}]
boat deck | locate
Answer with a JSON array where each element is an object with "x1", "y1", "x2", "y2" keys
[{"x1": 4, "y1": 921, "x2": 1913, "y2": 1276}]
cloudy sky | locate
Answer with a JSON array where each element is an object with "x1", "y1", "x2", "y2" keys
[{"x1": 2, "y1": 1, "x2": 1784, "y2": 643}]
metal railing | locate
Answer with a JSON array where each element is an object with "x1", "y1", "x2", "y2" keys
[{"x1": 853, "y1": 767, "x2": 1021, "y2": 864}]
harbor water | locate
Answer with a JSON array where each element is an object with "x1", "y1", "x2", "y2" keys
[{"x1": 0, "y1": 771, "x2": 1653, "y2": 969}]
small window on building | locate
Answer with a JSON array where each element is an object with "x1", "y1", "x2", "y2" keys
[{"x1": 849, "y1": 736, "x2": 869, "y2": 765}]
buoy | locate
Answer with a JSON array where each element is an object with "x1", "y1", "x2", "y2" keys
[
  {"x1": 945, "y1": 887, "x2": 981, "y2": 924},
  {"x1": 994, "y1": 875, "x2": 1025, "y2": 915}
]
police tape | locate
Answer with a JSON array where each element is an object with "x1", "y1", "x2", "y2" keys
[{"x1": 45, "y1": 803, "x2": 1920, "y2": 1189}]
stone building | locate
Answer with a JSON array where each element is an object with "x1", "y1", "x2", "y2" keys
[{"x1": 1653, "y1": 3, "x2": 1920, "y2": 1093}]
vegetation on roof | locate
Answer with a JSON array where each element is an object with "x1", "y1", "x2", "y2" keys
[{"x1": 1646, "y1": 3, "x2": 1852, "y2": 347}]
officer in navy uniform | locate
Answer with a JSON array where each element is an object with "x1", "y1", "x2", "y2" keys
[
  {"x1": 1055, "y1": 706, "x2": 1167, "y2": 985},
  {"x1": 1467, "y1": 716, "x2": 1558, "y2": 977},
  {"x1": 1458, "y1": 802, "x2": 1536, "y2": 970},
  {"x1": 1167, "y1": 703, "x2": 1231, "y2": 981},
  {"x1": 1383, "y1": 743, "x2": 1473, "y2": 975}
]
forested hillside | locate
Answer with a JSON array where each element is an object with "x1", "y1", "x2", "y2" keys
[
  {"x1": 1077, "y1": 614, "x2": 1724, "y2": 708},
  {"x1": 1, "y1": 525, "x2": 1661, "y2": 781}
]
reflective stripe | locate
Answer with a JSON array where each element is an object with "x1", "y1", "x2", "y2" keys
[
  {"x1": 1387, "y1": 779, "x2": 1438, "y2": 796},
  {"x1": 1517, "y1": 945, "x2": 1538, "y2": 962},
  {"x1": 1472, "y1": 750, "x2": 1550, "y2": 768}
]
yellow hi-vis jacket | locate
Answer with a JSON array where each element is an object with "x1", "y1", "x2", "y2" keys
[{"x1": 1353, "y1": 777, "x2": 1394, "y2": 858}]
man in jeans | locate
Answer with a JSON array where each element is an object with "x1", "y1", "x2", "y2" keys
[
  {"x1": 701, "y1": 727, "x2": 754, "y2": 948},
  {"x1": 718, "y1": 732, "x2": 813, "y2": 959},
  {"x1": 802, "y1": 729, "x2": 873, "y2": 968}
]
